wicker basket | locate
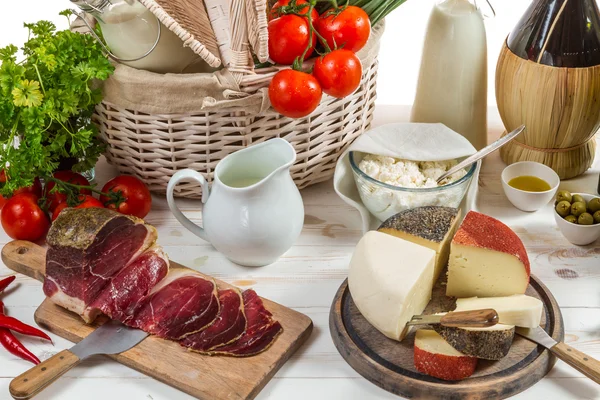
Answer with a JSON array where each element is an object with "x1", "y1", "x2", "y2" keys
[{"x1": 93, "y1": 4, "x2": 383, "y2": 197}]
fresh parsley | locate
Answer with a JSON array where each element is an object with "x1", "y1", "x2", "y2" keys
[{"x1": 0, "y1": 11, "x2": 114, "y2": 196}]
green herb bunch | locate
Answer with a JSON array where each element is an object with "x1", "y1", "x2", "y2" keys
[{"x1": 0, "y1": 11, "x2": 114, "y2": 196}]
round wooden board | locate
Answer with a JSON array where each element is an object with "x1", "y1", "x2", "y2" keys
[{"x1": 330, "y1": 275, "x2": 564, "y2": 400}]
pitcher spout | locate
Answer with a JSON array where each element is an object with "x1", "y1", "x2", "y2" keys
[{"x1": 215, "y1": 138, "x2": 297, "y2": 190}]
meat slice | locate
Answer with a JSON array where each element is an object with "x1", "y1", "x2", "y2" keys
[
  {"x1": 87, "y1": 246, "x2": 169, "y2": 324},
  {"x1": 44, "y1": 208, "x2": 157, "y2": 322},
  {"x1": 131, "y1": 269, "x2": 219, "y2": 339},
  {"x1": 181, "y1": 288, "x2": 246, "y2": 352},
  {"x1": 203, "y1": 290, "x2": 283, "y2": 357}
]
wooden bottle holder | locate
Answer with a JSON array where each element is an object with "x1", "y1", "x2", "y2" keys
[{"x1": 496, "y1": 42, "x2": 599, "y2": 179}]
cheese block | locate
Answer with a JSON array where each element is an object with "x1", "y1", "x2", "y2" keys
[
  {"x1": 378, "y1": 206, "x2": 461, "y2": 282},
  {"x1": 446, "y1": 211, "x2": 530, "y2": 297},
  {"x1": 414, "y1": 330, "x2": 478, "y2": 381},
  {"x1": 348, "y1": 231, "x2": 436, "y2": 341},
  {"x1": 454, "y1": 295, "x2": 543, "y2": 328},
  {"x1": 433, "y1": 324, "x2": 515, "y2": 360}
]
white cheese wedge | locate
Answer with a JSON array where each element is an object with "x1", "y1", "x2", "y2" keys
[
  {"x1": 446, "y1": 211, "x2": 530, "y2": 297},
  {"x1": 348, "y1": 231, "x2": 436, "y2": 341},
  {"x1": 378, "y1": 206, "x2": 461, "y2": 282},
  {"x1": 454, "y1": 295, "x2": 543, "y2": 328}
]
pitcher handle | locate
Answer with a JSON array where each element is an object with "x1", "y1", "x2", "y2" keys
[{"x1": 167, "y1": 169, "x2": 211, "y2": 243}]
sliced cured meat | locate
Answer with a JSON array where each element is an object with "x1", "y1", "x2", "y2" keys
[
  {"x1": 181, "y1": 288, "x2": 246, "y2": 352},
  {"x1": 87, "y1": 246, "x2": 169, "y2": 324},
  {"x1": 44, "y1": 208, "x2": 157, "y2": 322},
  {"x1": 203, "y1": 290, "x2": 283, "y2": 357},
  {"x1": 132, "y1": 269, "x2": 219, "y2": 339}
]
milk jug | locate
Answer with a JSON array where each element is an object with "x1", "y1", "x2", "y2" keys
[
  {"x1": 410, "y1": 0, "x2": 488, "y2": 150},
  {"x1": 71, "y1": 0, "x2": 214, "y2": 73}
]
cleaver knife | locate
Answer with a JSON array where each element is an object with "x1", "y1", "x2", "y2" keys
[
  {"x1": 9, "y1": 321, "x2": 149, "y2": 400},
  {"x1": 517, "y1": 326, "x2": 600, "y2": 384}
]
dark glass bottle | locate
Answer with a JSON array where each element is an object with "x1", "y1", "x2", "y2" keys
[{"x1": 507, "y1": 0, "x2": 600, "y2": 67}]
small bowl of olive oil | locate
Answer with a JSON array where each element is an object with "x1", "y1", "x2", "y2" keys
[{"x1": 501, "y1": 161, "x2": 560, "y2": 212}]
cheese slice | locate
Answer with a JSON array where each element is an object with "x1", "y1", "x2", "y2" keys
[
  {"x1": 433, "y1": 323, "x2": 515, "y2": 360},
  {"x1": 378, "y1": 206, "x2": 461, "y2": 282},
  {"x1": 348, "y1": 231, "x2": 436, "y2": 341},
  {"x1": 446, "y1": 211, "x2": 530, "y2": 297},
  {"x1": 454, "y1": 295, "x2": 543, "y2": 328}
]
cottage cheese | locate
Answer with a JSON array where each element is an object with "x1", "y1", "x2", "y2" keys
[
  {"x1": 358, "y1": 155, "x2": 467, "y2": 188},
  {"x1": 355, "y1": 155, "x2": 470, "y2": 221}
]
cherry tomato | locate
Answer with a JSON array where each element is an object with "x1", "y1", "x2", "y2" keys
[
  {"x1": 100, "y1": 176, "x2": 152, "y2": 219},
  {"x1": 268, "y1": 0, "x2": 319, "y2": 22},
  {"x1": 44, "y1": 170, "x2": 92, "y2": 212},
  {"x1": 313, "y1": 49, "x2": 362, "y2": 98},
  {"x1": 1, "y1": 193, "x2": 50, "y2": 241},
  {"x1": 52, "y1": 195, "x2": 105, "y2": 221},
  {"x1": 268, "y1": 15, "x2": 315, "y2": 65},
  {"x1": 269, "y1": 69, "x2": 322, "y2": 118},
  {"x1": 315, "y1": 6, "x2": 371, "y2": 53}
]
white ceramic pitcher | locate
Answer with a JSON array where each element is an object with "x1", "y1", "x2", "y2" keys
[{"x1": 166, "y1": 139, "x2": 304, "y2": 267}]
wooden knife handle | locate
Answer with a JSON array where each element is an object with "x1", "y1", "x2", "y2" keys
[
  {"x1": 440, "y1": 309, "x2": 499, "y2": 328},
  {"x1": 9, "y1": 349, "x2": 81, "y2": 399},
  {"x1": 551, "y1": 342, "x2": 600, "y2": 385}
]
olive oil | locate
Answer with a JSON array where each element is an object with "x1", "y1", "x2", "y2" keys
[{"x1": 508, "y1": 175, "x2": 551, "y2": 192}]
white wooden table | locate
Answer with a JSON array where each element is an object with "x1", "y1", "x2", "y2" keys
[{"x1": 0, "y1": 106, "x2": 599, "y2": 400}]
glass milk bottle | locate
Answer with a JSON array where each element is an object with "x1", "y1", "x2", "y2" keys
[
  {"x1": 410, "y1": 0, "x2": 488, "y2": 150},
  {"x1": 71, "y1": 0, "x2": 212, "y2": 74}
]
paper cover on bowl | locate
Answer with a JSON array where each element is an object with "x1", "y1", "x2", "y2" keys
[{"x1": 333, "y1": 123, "x2": 478, "y2": 233}]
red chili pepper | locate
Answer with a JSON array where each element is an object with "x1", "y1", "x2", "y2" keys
[
  {"x1": 0, "y1": 315, "x2": 52, "y2": 341},
  {"x1": 0, "y1": 328, "x2": 40, "y2": 364},
  {"x1": 0, "y1": 275, "x2": 15, "y2": 292},
  {"x1": 0, "y1": 300, "x2": 41, "y2": 364}
]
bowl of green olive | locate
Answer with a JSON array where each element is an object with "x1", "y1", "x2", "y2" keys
[{"x1": 554, "y1": 191, "x2": 600, "y2": 245}]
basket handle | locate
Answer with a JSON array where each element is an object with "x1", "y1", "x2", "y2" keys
[{"x1": 167, "y1": 169, "x2": 211, "y2": 243}]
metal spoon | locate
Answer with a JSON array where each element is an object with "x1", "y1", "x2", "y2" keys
[{"x1": 436, "y1": 125, "x2": 526, "y2": 184}]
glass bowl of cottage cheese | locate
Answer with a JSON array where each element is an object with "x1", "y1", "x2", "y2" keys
[{"x1": 349, "y1": 152, "x2": 476, "y2": 221}]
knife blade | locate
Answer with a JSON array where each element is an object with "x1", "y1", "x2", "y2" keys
[
  {"x1": 9, "y1": 321, "x2": 149, "y2": 400},
  {"x1": 407, "y1": 308, "x2": 499, "y2": 328},
  {"x1": 517, "y1": 326, "x2": 600, "y2": 384}
]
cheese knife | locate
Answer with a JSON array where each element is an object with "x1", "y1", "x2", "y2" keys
[
  {"x1": 516, "y1": 326, "x2": 600, "y2": 384},
  {"x1": 9, "y1": 321, "x2": 149, "y2": 400},
  {"x1": 407, "y1": 308, "x2": 499, "y2": 328}
]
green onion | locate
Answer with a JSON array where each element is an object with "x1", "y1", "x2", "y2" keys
[{"x1": 349, "y1": 0, "x2": 409, "y2": 25}]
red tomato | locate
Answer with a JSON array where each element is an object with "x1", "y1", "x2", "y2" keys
[
  {"x1": 52, "y1": 195, "x2": 105, "y2": 221},
  {"x1": 1, "y1": 193, "x2": 50, "y2": 241},
  {"x1": 0, "y1": 195, "x2": 6, "y2": 210},
  {"x1": 100, "y1": 176, "x2": 152, "y2": 219},
  {"x1": 268, "y1": 0, "x2": 319, "y2": 22},
  {"x1": 269, "y1": 69, "x2": 322, "y2": 118},
  {"x1": 314, "y1": 6, "x2": 371, "y2": 53},
  {"x1": 44, "y1": 170, "x2": 92, "y2": 212},
  {"x1": 268, "y1": 15, "x2": 315, "y2": 65},
  {"x1": 313, "y1": 49, "x2": 362, "y2": 98},
  {"x1": 0, "y1": 170, "x2": 43, "y2": 199}
]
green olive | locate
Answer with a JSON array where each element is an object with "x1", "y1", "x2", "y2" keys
[
  {"x1": 571, "y1": 202, "x2": 587, "y2": 217},
  {"x1": 564, "y1": 215, "x2": 578, "y2": 224},
  {"x1": 594, "y1": 210, "x2": 600, "y2": 224},
  {"x1": 556, "y1": 190, "x2": 573, "y2": 204},
  {"x1": 578, "y1": 212, "x2": 594, "y2": 225},
  {"x1": 556, "y1": 201, "x2": 572, "y2": 217},
  {"x1": 588, "y1": 197, "x2": 600, "y2": 214},
  {"x1": 572, "y1": 194, "x2": 585, "y2": 205}
]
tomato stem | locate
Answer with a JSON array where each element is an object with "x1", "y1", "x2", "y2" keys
[
  {"x1": 43, "y1": 177, "x2": 125, "y2": 208},
  {"x1": 294, "y1": 1, "x2": 331, "y2": 70}
]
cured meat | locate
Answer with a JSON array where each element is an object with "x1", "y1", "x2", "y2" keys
[
  {"x1": 44, "y1": 208, "x2": 157, "y2": 322},
  {"x1": 87, "y1": 246, "x2": 169, "y2": 324},
  {"x1": 204, "y1": 290, "x2": 283, "y2": 356},
  {"x1": 132, "y1": 270, "x2": 220, "y2": 339},
  {"x1": 181, "y1": 288, "x2": 246, "y2": 352}
]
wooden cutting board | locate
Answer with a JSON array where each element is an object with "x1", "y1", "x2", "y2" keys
[
  {"x1": 1, "y1": 240, "x2": 313, "y2": 400},
  {"x1": 330, "y1": 273, "x2": 564, "y2": 400}
]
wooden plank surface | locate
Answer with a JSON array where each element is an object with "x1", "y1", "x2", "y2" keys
[
  {"x1": 0, "y1": 106, "x2": 597, "y2": 400},
  {"x1": 1, "y1": 241, "x2": 313, "y2": 400},
  {"x1": 330, "y1": 274, "x2": 563, "y2": 400}
]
